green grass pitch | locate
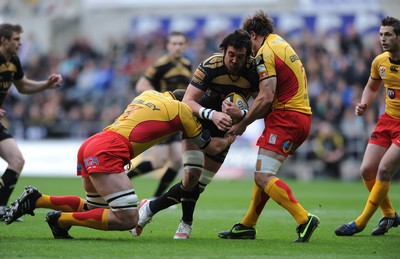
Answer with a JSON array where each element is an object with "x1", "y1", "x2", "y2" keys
[{"x1": 1, "y1": 176, "x2": 400, "y2": 258}]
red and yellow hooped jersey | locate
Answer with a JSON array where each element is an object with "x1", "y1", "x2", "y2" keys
[
  {"x1": 371, "y1": 52, "x2": 400, "y2": 119},
  {"x1": 104, "y1": 90, "x2": 202, "y2": 157},
  {"x1": 254, "y1": 34, "x2": 311, "y2": 115}
]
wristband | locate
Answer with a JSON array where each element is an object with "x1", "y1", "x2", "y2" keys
[
  {"x1": 199, "y1": 107, "x2": 215, "y2": 120},
  {"x1": 240, "y1": 108, "x2": 249, "y2": 118}
]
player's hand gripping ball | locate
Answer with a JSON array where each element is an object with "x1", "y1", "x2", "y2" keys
[
  {"x1": 224, "y1": 92, "x2": 249, "y2": 110},
  {"x1": 223, "y1": 92, "x2": 249, "y2": 124}
]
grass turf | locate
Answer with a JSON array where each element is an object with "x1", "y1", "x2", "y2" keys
[{"x1": 1, "y1": 177, "x2": 400, "y2": 258}]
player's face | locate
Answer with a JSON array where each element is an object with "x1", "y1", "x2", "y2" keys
[
  {"x1": 380, "y1": 26, "x2": 400, "y2": 53},
  {"x1": 2, "y1": 32, "x2": 21, "y2": 56},
  {"x1": 224, "y1": 45, "x2": 247, "y2": 75},
  {"x1": 167, "y1": 35, "x2": 187, "y2": 59}
]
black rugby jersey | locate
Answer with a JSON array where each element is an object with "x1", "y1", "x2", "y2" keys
[
  {"x1": 0, "y1": 54, "x2": 24, "y2": 107},
  {"x1": 190, "y1": 53, "x2": 259, "y2": 112},
  {"x1": 144, "y1": 54, "x2": 192, "y2": 92}
]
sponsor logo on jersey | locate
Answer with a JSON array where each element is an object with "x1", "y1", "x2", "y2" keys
[
  {"x1": 390, "y1": 65, "x2": 398, "y2": 72},
  {"x1": 255, "y1": 54, "x2": 269, "y2": 78},
  {"x1": 131, "y1": 99, "x2": 160, "y2": 111},
  {"x1": 282, "y1": 140, "x2": 293, "y2": 153},
  {"x1": 259, "y1": 72, "x2": 269, "y2": 79},
  {"x1": 379, "y1": 66, "x2": 387, "y2": 78},
  {"x1": 290, "y1": 54, "x2": 299, "y2": 62},
  {"x1": 193, "y1": 69, "x2": 206, "y2": 85},
  {"x1": 84, "y1": 156, "x2": 99, "y2": 168},
  {"x1": 257, "y1": 64, "x2": 268, "y2": 79},
  {"x1": 268, "y1": 133, "x2": 277, "y2": 145},
  {"x1": 388, "y1": 88, "x2": 396, "y2": 99},
  {"x1": 194, "y1": 69, "x2": 206, "y2": 80},
  {"x1": 192, "y1": 76, "x2": 203, "y2": 85},
  {"x1": 255, "y1": 55, "x2": 263, "y2": 65},
  {"x1": 256, "y1": 64, "x2": 266, "y2": 73},
  {"x1": 387, "y1": 88, "x2": 400, "y2": 99}
]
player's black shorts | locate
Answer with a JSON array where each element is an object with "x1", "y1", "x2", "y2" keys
[
  {"x1": 201, "y1": 119, "x2": 230, "y2": 164},
  {"x1": 0, "y1": 123, "x2": 13, "y2": 141},
  {"x1": 183, "y1": 119, "x2": 230, "y2": 164}
]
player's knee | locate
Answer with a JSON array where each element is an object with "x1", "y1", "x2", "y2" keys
[
  {"x1": 254, "y1": 172, "x2": 277, "y2": 189},
  {"x1": 86, "y1": 192, "x2": 109, "y2": 209},
  {"x1": 105, "y1": 190, "x2": 138, "y2": 211},
  {"x1": 104, "y1": 189, "x2": 139, "y2": 229},
  {"x1": 199, "y1": 169, "x2": 215, "y2": 190},
  {"x1": 181, "y1": 150, "x2": 204, "y2": 189},
  {"x1": 255, "y1": 154, "x2": 282, "y2": 175},
  {"x1": 8, "y1": 154, "x2": 25, "y2": 173},
  {"x1": 183, "y1": 150, "x2": 203, "y2": 171},
  {"x1": 182, "y1": 171, "x2": 201, "y2": 190},
  {"x1": 360, "y1": 165, "x2": 376, "y2": 180},
  {"x1": 377, "y1": 166, "x2": 394, "y2": 182}
]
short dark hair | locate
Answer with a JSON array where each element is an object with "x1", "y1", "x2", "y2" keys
[
  {"x1": 381, "y1": 16, "x2": 400, "y2": 36},
  {"x1": 219, "y1": 29, "x2": 252, "y2": 57},
  {"x1": 242, "y1": 10, "x2": 274, "y2": 37},
  {"x1": 172, "y1": 89, "x2": 186, "y2": 101},
  {"x1": 0, "y1": 23, "x2": 23, "y2": 40},
  {"x1": 167, "y1": 31, "x2": 187, "y2": 43}
]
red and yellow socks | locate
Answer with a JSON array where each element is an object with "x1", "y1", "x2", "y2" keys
[
  {"x1": 363, "y1": 178, "x2": 395, "y2": 218},
  {"x1": 265, "y1": 177, "x2": 308, "y2": 224},
  {"x1": 241, "y1": 183, "x2": 270, "y2": 227},
  {"x1": 36, "y1": 195, "x2": 85, "y2": 212},
  {"x1": 58, "y1": 208, "x2": 109, "y2": 230},
  {"x1": 356, "y1": 180, "x2": 390, "y2": 228}
]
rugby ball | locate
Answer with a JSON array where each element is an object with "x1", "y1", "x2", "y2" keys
[{"x1": 224, "y1": 92, "x2": 249, "y2": 110}]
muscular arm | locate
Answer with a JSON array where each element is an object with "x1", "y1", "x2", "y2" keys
[
  {"x1": 182, "y1": 84, "x2": 205, "y2": 115},
  {"x1": 228, "y1": 77, "x2": 275, "y2": 135},
  {"x1": 189, "y1": 127, "x2": 235, "y2": 155},
  {"x1": 183, "y1": 84, "x2": 232, "y2": 131},
  {"x1": 14, "y1": 74, "x2": 62, "y2": 94},
  {"x1": 202, "y1": 135, "x2": 235, "y2": 155},
  {"x1": 355, "y1": 77, "x2": 382, "y2": 116}
]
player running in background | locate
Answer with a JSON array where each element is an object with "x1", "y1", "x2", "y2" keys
[
  {"x1": 131, "y1": 29, "x2": 259, "y2": 239},
  {"x1": 218, "y1": 10, "x2": 320, "y2": 242},
  {"x1": 335, "y1": 16, "x2": 400, "y2": 237},
  {"x1": 126, "y1": 31, "x2": 193, "y2": 199},
  {"x1": 4, "y1": 90, "x2": 234, "y2": 239},
  {"x1": 0, "y1": 23, "x2": 62, "y2": 221}
]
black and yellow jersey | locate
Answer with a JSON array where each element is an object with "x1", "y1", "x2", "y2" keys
[
  {"x1": 0, "y1": 54, "x2": 24, "y2": 107},
  {"x1": 104, "y1": 90, "x2": 204, "y2": 157},
  {"x1": 191, "y1": 53, "x2": 259, "y2": 113},
  {"x1": 144, "y1": 54, "x2": 192, "y2": 92}
]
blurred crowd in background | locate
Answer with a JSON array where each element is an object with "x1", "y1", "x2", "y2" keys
[{"x1": 0, "y1": 1, "x2": 390, "y2": 179}]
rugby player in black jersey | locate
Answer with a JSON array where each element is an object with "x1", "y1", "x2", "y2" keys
[
  {"x1": 0, "y1": 23, "x2": 62, "y2": 221},
  {"x1": 132, "y1": 29, "x2": 259, "y2": 239}
]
